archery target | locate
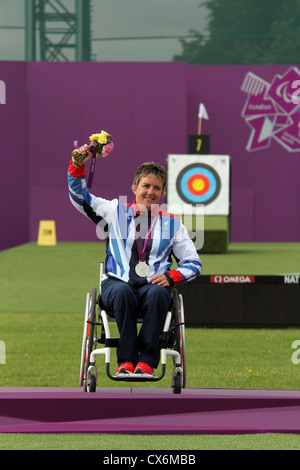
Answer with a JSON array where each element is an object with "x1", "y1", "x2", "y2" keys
[
  {"x1": 176, "y1": 163, "x2": 221, "y2": 205},
  {"x1": 167, "y1": 155, "x2": 230, "y2": 215}
]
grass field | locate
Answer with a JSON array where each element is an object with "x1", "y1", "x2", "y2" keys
[{"x1": 1, "y1": 242, "x2": 300, "y2": 450}]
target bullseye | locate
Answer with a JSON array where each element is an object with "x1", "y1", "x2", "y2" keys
[
  {"x1": 192, "y1": 179, "x2": 204, "y2": 192},
  {"x1": 187, "y1": 173, "x2": 210, "y2": 196},
  {"x1": 176, "y1": 163, "x2": 221, "y2": 205}
]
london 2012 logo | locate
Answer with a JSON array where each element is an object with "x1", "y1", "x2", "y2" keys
[{"x1": 241, "y1": 67, "x2": 300, "y2": 152}]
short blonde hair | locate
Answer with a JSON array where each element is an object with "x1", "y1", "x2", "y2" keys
[{"x1": 132, "y1": 161, "x2": 167, "y2": 192}]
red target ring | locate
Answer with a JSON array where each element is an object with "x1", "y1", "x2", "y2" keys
[{"x1": 187, "y1": 173, "x2": 210, "y2": 196}]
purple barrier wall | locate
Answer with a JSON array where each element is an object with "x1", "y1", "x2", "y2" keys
[
  {"x1": 0, "y1": 61, "x2": 299, "y2": 250},
  {"x1": 0, "y1": 62, "x2": 29, "y2": 251}
]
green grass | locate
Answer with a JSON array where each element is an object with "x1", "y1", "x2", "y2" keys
[
  {"x1": 1, "y1": 313, "x2": 300, "y2": 390},
  {"x1": 1, "y1": 242, "x2": 300, "y2": 449},
  {"x1": 200, "y1": 242, "x2": 300, "y2": 275},
  {"x1": 2, "y1": 432, "x2": 300, "y2": 450},
  {"x1": 0, "y1": 242, "x2": 107, "y2": 315}
]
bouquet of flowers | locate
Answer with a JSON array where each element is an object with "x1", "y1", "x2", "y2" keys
[
  {"x1": 72, "y1": 130, "x2": 114, "y2": 188},
  {"x1": 72, "y1": 130, "x2": 114, "y2": 164}
]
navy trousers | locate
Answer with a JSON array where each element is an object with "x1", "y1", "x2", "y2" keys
[{"x1": 100, "y1": 278, "x2": 172, "y2": 368}]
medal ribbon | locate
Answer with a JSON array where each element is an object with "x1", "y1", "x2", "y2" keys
[{"x1": 135, "y1": 213, "x2": 159, "y2": 262}]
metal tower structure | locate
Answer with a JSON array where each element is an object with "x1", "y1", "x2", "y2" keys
[{"x1": 25, "y1": 0, "x2": 92, "y2": 61}]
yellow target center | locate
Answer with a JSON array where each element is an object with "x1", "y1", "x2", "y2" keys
[{"x1": 192, "y1": 178, "x2": 205, "y2": 192}]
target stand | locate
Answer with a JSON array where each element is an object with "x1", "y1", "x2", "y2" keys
[{"x1": 167, "y1": 154, "x2": 231, "y2": 253}]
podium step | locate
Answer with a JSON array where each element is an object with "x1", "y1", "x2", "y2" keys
[{"x1": 1, "y1": 387, "x2": 300, "y2": 434}]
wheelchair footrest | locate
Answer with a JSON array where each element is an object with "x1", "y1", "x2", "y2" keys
[
  {"x1": 112, "y1": 372, "x2": 156, "y2": 380},
  {"x1": 107, "y1": 363, "x2": 166, "y2": 382}
]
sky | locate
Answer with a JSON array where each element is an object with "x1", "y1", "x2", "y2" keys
[{"x1": 0, "y1": 0, "x2": 209, "y2": 62}]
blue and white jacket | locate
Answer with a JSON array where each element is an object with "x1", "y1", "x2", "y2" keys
[{"x1": 68, "y1": 162, "x2": 202, "y2": 286}]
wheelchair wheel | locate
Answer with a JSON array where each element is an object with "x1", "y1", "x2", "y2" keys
[
  {"x1": 173, "y1": 373, "x2": 182, "y2": 394},
  {"x1": 79, "y1": 287, "x2": 97, "y2": 391},
  {"x1": 172, "y1": 289, "x2": 186, "y2": 388}
]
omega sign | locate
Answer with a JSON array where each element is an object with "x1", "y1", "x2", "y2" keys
[{"x1": 210, "y1": 275, "x2": 255, "y2": 283}]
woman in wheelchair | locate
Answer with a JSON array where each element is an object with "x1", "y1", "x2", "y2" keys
[{"x1": 68, "y1": 144, "x2": 202, "y2": 377}]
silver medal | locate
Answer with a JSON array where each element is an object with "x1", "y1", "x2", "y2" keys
[{"x1": 135, "y1": 261, "x2": 150, "y2": 277}]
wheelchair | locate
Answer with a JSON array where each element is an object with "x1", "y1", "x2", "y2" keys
[{"x1": 79, "y1": 262, "x2": 186, "y2": 394}]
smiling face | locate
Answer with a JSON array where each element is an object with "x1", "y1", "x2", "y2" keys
[{"x1": 132, "y1": 174, "x2": 164, "y2": 212}]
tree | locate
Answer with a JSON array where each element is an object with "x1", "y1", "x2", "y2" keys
[{"x1": 174, "y1": 0, "x2": 300, "y2": 64}]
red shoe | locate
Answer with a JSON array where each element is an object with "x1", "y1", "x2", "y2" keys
[
  {"x1": 115, "y1": 362, "x2": 134, "y2": 375},
  {"x1": 134, "y1": 362, "x2": 154, "y2": 376}
]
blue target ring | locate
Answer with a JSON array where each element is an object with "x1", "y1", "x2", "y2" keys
[{"x1": 176, "y1": 163, "x2": 221, "y2": 205}]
